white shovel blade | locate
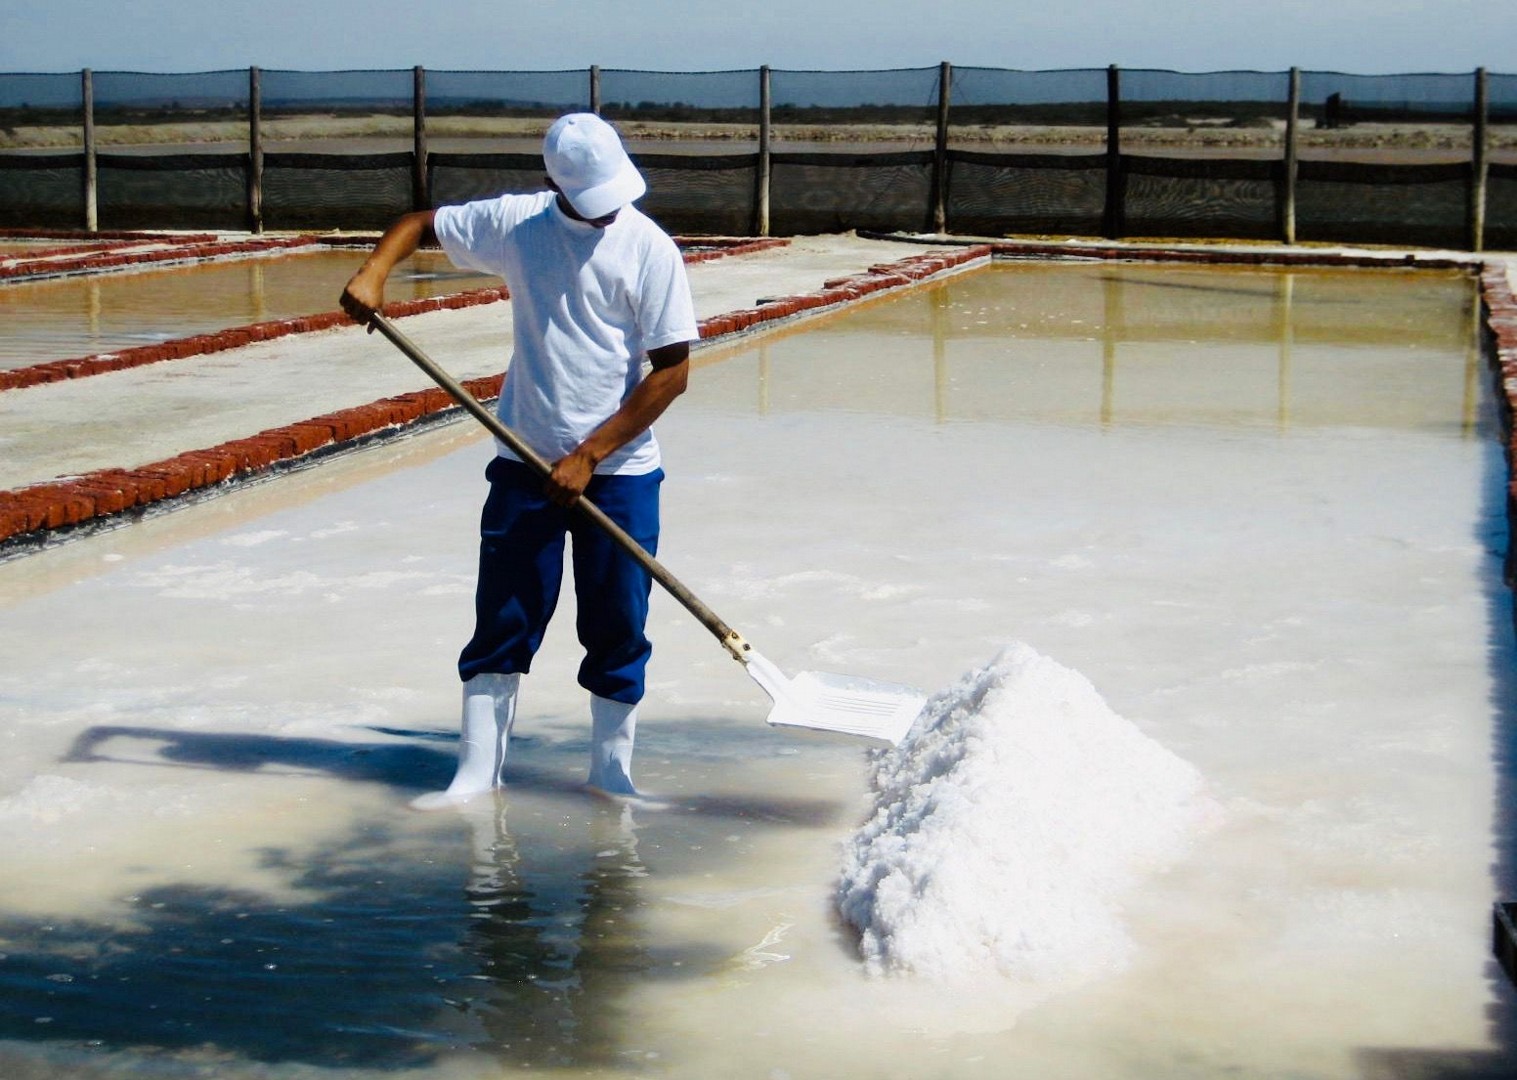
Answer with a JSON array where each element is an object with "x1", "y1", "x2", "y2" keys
[{"x1": 743, "y1": 650, "x2": 925, "y2": 746}]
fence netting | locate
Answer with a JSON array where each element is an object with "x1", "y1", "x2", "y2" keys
[
  {"x1": 1299, "y1": 70, "x2": 1479, "y2": 124},
  {"x1": 637, "y1": 153, "x2": 758, "y2": 235},
  {"x1": 0, "y1": 154, "x2": 82, "y2": 229},
  {"x1": 97, "y1": 153, "x2": 247, "y2": 230},
  {"x1": 261, "y1": 69, "x2": 411, "y2": 113},
  {"x1": 601, "y1": 69, "x2": 760, "y2": 131},
  {"x1": 1491, "y1": 165, "x2": 1517, "y2": 250},
  {"x1": 769, "y1": 68, "x2": 940, "y2": 145},
  {"x1": 262, "y1": 152, "x2": 412, "y2": 231},
  {"x1": 0, "y1": 71, "x2": 83, "y2": 133},
  {"x1": 92, "y1": 70, "x2": 249, "y2": 126},
  {"x1": 0, "y1": 73, "x2": 83, "y2": 226},
  {"x1": 427, "y1": 69, "x2": 588, "y2": 120},
  {"x1": 0, "y1": 66, "x2": 1511, "y2": 248},
  {"x1": 1490, "y1": 72, "x2": 1517, "y2": 250}
]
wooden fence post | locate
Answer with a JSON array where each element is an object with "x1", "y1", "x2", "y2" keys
[
  {"x1": 82, "y1": 68, "x2": 97, "y2": 232},
  {"x1": 930, "y1": 60, "x2": 952, "y2": 234},
  {"x1": 1472, "y1": 67, "x2": 1488, "y2": 252},
  {"x1": 1283, "y1": 66, "x2": 1299, "y2": 244},
  {"x1": 756, "y1": 65, "x2": 771, "y2": 236},
  {"x1": 590, "y1": 66, "x2": 601, "y2": 114},
  {"x1": 248, "y1": 66, "x2": 263, "y2": 233},
  {"x1": 1102, "y1": 64, "x2": 1123, "y2": 239},
  {"x1": 413, "y1": 65, "x2": 429, "y2": 211}
]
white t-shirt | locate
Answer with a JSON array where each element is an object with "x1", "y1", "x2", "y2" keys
[{"x1": 433, "y1": 191, "x2": 697, "y2": 476}]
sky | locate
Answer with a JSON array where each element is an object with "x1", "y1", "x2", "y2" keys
[{"x1": 1, "y1": 0, "x2": 1514, "y2": 75}]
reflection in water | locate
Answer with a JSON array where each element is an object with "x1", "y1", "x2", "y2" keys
[
  {"x1": 0, "y1": 250, "x2": 498, "y2": 370},
  {"x1": 456, "y1": 796, "x2": 649, "y2": 1070},
  {"x1": 725, "y1": 262, "x2": 1483, "y2": 438},
  {"x1": 1276, "y1": 272, "x2": 1293, "y2": 431}
]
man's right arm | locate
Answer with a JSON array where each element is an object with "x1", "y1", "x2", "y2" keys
[{"x1": 339, "y1": 210, "x2": 437, "y2": 324}]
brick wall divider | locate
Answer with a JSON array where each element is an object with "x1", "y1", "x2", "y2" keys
[
  {"x1": 0, "y1": 237, "x2": 792, "y2": 393},
  {"x1": 1, "y1": 239, "x2": 986, "y2": 554},
  {"x1": 0, "y1": 234, "x2": 330, "y2": 283}
]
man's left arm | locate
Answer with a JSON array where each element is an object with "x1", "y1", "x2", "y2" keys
[{"x1": 545, "y1": 341, "x2": 691, "y2": 506}]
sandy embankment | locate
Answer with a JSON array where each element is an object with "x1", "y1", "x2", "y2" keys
[{"x1": 1, "y1": 113, "x2": 1512, "y2": 159}]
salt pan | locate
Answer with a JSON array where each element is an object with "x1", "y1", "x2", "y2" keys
[{"x1": 837, "y1": 643, "x2": 1217, "y2": 987}]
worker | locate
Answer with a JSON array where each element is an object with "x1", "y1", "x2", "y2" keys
[{"x1": 340, "y1": 113, "x2": 697, "y2": 807}]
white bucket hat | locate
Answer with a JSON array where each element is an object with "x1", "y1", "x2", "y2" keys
[{"x1": 543, "y1": 113, "x2": 646, "y2": 219}]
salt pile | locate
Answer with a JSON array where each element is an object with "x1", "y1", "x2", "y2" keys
[{"x1": 837, "y1": 643, "x2": 1216, "y2": 986}]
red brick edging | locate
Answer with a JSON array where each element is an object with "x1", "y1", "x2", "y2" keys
[
  {"x1": 1480, "y1": 265, "x2": 1517, "y2": 583},
  {"x1": 0, "y1": 234, "x2": 331, "y2": 282},
  {"x1": 0, "y1": 287, "x2": 512, "y2": 392},
  {"x1": 0, "y1": 373, "x2": 505, "y2": 541},
  {"x1": 0, "y1": 240, "x2": 981, "y2": 550},
  {"x1": 697, "y1": 245, "x2": 991, "y2": 339},
  {"x1": 0, "y1": 237, "x2": 792, "y2": 393},
  {"x1": 985, "y1": 238, "x2": 1472, "y2": 271}
]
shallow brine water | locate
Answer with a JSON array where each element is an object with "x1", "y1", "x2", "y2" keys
[
  {"x1": 0, "y1": 250, "x2": 496, "y2": 369},
  {"x1": 0, "y1": 261, "x2": 1512, "y2": 1079}
]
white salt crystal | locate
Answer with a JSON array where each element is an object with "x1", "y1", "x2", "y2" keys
[{"x1": 837, "y1": 643, "x2": 1217, "y2": 986}]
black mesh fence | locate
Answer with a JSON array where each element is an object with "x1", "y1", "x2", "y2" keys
[
  {"x1": 943, "y1": 69, "x2": 1106, "y2": 236},
  {"x1": 0, "y1": 73, "x2": 85, "y2": 227},
  {"x1": 263, "y1": 152, "x2": 412, "y2": 231},
  {"x1": 1491, "y1": 164, "x2": 1517, "y2": 251},
  {"x1": 96, "y1": 153, "x2": 247, "y2": 230},
  {"x1": 1495, "y1": 73, "x2": 1517, "y2": 126},
  {"x1": 261, "y1": 69, "x2": 411, "y2": 118},
  {"x1": 1298, "y1": 70, "x2": 1478, "y2": 126},
  {"x1": 430, "y1": 153, "x2": 545, "y2": 207},
  {"x1": 1108, "y1": 71, "x2": 1288, "y2": 240},
  {"x1": 1119, "y1": 70, "x2": 1291, "y2": 127},
  {"x1": 0, "y1": 153, "x2": 83, "y2": 228},
  {"x1": 771, "y1": 150, "x2": 933, "y2": 233},
  {"x1": 601, "y1": 69, "x2": 760, "y2": 135},
  {"x1": 950, "y1": 67, "x2": 1109, "y2": 135},
  {"x1": 1124, "y1": 156, "x2": 1284, "y2": 240},
  {"x1": 92, "y1": 70, "x2": 249, "y2": 131},
  {"x1": 637, "y1": 153, "x2": 758, "y2": 235},
  {"x1": 1298, "y1": 160, "x2": 1472, "y2": 247},
  {"x1": 0, "y1": 71, "x2": 84, "y2": 137},
  {"x1": 0, "y1": 65, "x2": 1513, "y2": 248},
  {"x1": 770, "y1": 67, "x2": 940, "y2": 149},
  {"x1": 944, "y1": 151, "x2": 1105, "y2": 237},
  {"x1": 427, "y1": 69, "x2": 588, "y2": 120},
  {"x1": 429, "y1": 149, "x2": 760, "y2": 235}
]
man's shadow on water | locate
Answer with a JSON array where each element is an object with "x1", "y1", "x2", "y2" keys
[
  {"x1": 62, "y1": 723, "x2": 455, "y2": 793},
  {"x1": 0, "y1": 721, "x2": 849, "y2": 1071}
]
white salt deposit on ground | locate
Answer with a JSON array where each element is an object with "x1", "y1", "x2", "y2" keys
[{"x1": 837, "y1": 643, "x2": 1219, "y2": 987}]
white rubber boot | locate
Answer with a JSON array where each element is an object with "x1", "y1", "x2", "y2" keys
[
  {"x1": 587, "y1": 694, "x2": 638, "y2": 796},
  {"x1": 411, "y1": 673, "x2": 519, "y2": 810}
]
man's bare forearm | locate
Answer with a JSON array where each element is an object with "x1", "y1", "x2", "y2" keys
[
  {"x1": 340, "y1": 210, "x2": 438, "y2": 322},
  {"x1": 546, "y1": 345, "x2": 691, "y2": 504}
]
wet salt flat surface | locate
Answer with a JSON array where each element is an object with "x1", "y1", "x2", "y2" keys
[
  {"x1": 0, "y1": 250, "x2": 496, "y2": 369},
  {"x1": 0, "y1": 261, "x2": 1513, "y2": 1078}
]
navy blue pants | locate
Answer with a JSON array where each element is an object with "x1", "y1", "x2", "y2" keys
[{"x1": 457, "y1": 456, "x2": 662, "y2": 704}]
